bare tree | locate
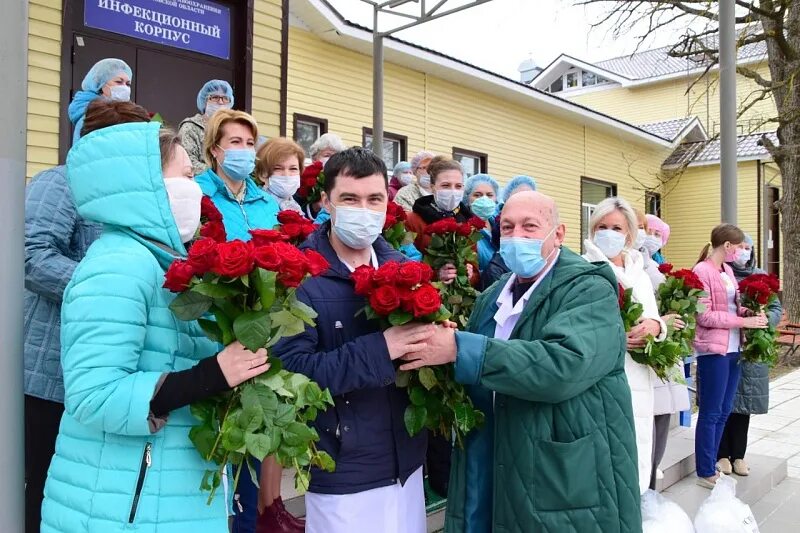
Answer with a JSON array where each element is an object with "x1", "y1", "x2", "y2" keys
[{"x1": 580, "y1": 0, "x2": 800, "y2": 320}]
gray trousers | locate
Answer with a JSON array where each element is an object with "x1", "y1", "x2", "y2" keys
[{"x1": 649, "y1": 414, "x2": 672, "y2": 490}]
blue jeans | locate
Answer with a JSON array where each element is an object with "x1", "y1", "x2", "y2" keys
[
  {"x1": 232, "y1": 458, "x2": 260, "y2": 533},
  {"x1": 695, "y1": 352, "x2": 741, "y2": 477}
]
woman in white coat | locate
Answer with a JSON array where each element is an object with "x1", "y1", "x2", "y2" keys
[{"x1": 583, "y1": 197, "x2": 667, "y2": 495}]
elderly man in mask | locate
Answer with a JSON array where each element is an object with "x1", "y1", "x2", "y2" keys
[{"x1": 401, "y1": 191, "x2": 642, "y2": 532}]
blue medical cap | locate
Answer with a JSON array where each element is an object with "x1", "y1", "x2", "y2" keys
[
  {"x1": 743, "y1": 233, "x2": 754, "y2": 246},
  {"x1": 465, "y1": 173, "x2": 499, "y2": 197},
  {"x1": 81, "y1": 58, "x2": 133, "y2": 93},
  {"x1": 392, "y1": 161, "x2": 411, "y2": 176},
  {"x1": 502, "y1": 175, "x2": 538, "y2": 203},
  {"x1": 197, "y1": 79, "x2": 234, "y2": 113}
]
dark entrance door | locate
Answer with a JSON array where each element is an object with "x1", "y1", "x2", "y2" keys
[
  {"x1": 60, "y1": 0, "x2": 249, "y2": 160},
  {"x1": 766, "y1": 186, "x2": 781, "y2": 276}
]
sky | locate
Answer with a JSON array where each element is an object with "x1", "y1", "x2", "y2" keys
[{"x1": 326, "y1": 0, "x2": 708, "y2": 80}]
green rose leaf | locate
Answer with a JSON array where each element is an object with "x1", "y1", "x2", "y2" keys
[
  {"x1": 192, "y1": 282, "x2": 242, "y2": 299},
  {"x1": 282, "y1": 421, "x2": 316, "y2": 447},
  {"x1": 418, "y1": 367, "x2": 437, "y2": 390},
  {"x1": 189, "y1": 423, "x2": 218, "y2": 461},
  {"x1": 252, "y1": 268, "x2": 277, "y2": 311},
  {"x1": 388, "y1": 310, "x2": 414, "y2": 327},
  {"x1": 197, "y1": 319, "x2": 223, "y2": 343},
  {"x1": 169, "y1": 291, "x2": 212, "y2": 321},
  {"x1": 233, "y1": 310, "x2": 272, "y2": 352},
  {"x1": 404, "y1": 404, "x2": 427, "y2": 436},
  {"x1": 270, "y1": 309, "x2": 307, "y2": 340},
  {"x1": 244, "y1": 432, "x2": 272, "y2": 460},
  {"x1": 273, "y1": 402, "x2": 296, "y2": 427},
  {"x1": 288, "y1": 293, "x2": 319, "y2": 326}
]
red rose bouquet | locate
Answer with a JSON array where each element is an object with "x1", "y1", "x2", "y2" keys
[
  {"x1": 199, "y1": 196, "x2": 227, "y2": 243},
  {"x1": 739, "y1": 273, "x2": 780, "y2": 366},
  {"x1": 164, "y1": 225, "x2": 335, "y2": 502},
  {"x1": 351, "y1": 261, "x2": 484, "y2": 446},
  {"x1": 628, "y1": 264, "x2": 707, "y2": 380},
  {"x1": 298, "y1": 161, "x2": 325, "y2": 205},
  {"x1": 423, "y1": 216, "x2": 485, "y2": 327},
  {"x1": 274, "y1": 209, "x2": 318, "y2": 245},
  {"x1": 382, "y1": 201, "x2": 415, "y2": 251}
]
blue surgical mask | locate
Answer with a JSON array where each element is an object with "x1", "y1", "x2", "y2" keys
[
  {"x1": 499, "y1": 228, "x2": 556, "y2": 279},
  {"x1": 471, "y1": 196, "x2": 496, "y2": 220},
  {"x1": 219, "y1": 148, "x2": 256, "y2": 182},
  {"x1": 733, "y1": 248, "x2": 752, "y2": 267},
  {"x1": 418, "y1": 174, "x2": 431, "y2": 190},
  {"x1": 593, "y1": 229, "x2": 627, "y2": 258},
  {"x1": 331, "y1": 205, "x2": 386, "y2": 250},
  {"x1": 643, "y1": 235, "x2": 662, "y2": 255}
]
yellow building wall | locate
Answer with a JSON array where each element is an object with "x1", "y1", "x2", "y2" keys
[
  {"x1": 27, "y1": 0, "x2": 63, "y2": 178},
  {"x1": 24, "y1": 0, "x2": 285, "y2": 177},
  {"x1": 286, "y1": 27, "x2": 670, "y2": 250},
  {"x1": 569, "y1": 63, "x2": 776, "y2": 133},
  {"x1": 252, "y1": 0, "x2": 284, "y2": 139},
  {"x1": 661, "y1": 161, "x2": 761, "y2": 269}
]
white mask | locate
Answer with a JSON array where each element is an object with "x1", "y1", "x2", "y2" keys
[
  {"x1": 634, "y1": 229, "x2": 647, "y2": 250},
  {"x1": 331, "y1": 205, "x2": 386, "y2": 250},
  {"x1": 733, "y1": 248, "x2": 752, "y2": 267},
  {"x1": 643, "y1": 235, "x2": 662, "y2": 255},
  {"x1": 267, "y1": 175, "x2": 300, "y2": 199},
  {"x1": 109, "y1": 85, "x2": 131, "y2": 102},
  {"x1": 205, "y1": 102, "x2": 229, "y2": 118},
  {"x1": 164, "y1": 178, "x2": 203, "y2": 243},
  {"x1": 320, "y1": 157, "x2": 330, "y2": 166},
  {"x1": 593, "y1": 229, "x2": 627, "y2": 259},
  {"x1": 434, "y1": 189, "x2": 464, "y2": 212},
  {"x1": 418, "y1": 174, "x2": 431, "y2": 190},
  {"x1": 398, "y1": 172, "x2": 414, "y2": 186}
]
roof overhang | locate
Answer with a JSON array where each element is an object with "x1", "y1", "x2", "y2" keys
[
  {"x1": 290, "y1": 0, "x2": 673, "y2": 150},
  {"x1": 531, "y1": 54, "x2": 630, "y2": 91}
]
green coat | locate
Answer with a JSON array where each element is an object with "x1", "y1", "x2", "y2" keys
[{"x1": 445, "y1": 248, "x2": 642, "y2": 533}]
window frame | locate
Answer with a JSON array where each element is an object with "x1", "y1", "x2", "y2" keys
[
  {"x1": 292, "y1": 113, "x2": 328, "y2": 152},
  {"x1": 645, "y1": 192, "x2": 662, "y2": 218},
  {"x1": 580, "y1": 176, "x2": 618, "y2": 252},
  {"x1": 452, "y1": 147, "x2": 488, "y2": 177},
  {"x1": 362, "y1": 128, "x2": 408, "y2": 169}
]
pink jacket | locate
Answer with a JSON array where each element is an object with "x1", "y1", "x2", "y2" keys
[{"x1": 693, "y1": 259, "x2": 747, "y2": 355}]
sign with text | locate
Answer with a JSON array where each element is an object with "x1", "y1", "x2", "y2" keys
[{"x1": 85, "y1": 0, "x2": 231, "y2": 60}]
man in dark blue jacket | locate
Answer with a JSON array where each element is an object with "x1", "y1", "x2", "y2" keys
[{"x1": 272, "y1": 148, "x2": 434, "y2": 533}]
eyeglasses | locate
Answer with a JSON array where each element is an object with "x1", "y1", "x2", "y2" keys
[{"x1": 207, "y1": 95, "x2": 231, "y2": 104}]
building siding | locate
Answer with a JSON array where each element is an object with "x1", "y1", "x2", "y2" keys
[
  {"x1": 252, "y1": 0, "x2": 284, "y2": 139},
  {"x1": 285, "y1": 26, "x2": 670, "y2": 250},
  {"x1": 568, "y1": 63, "x2": 776, "y2": 134},
  {"x1": 27, "y1": 0, "x2": 63, "y2": 178}
]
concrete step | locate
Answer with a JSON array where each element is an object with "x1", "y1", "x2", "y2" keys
[
  {"x1": 662, "y1": 454, "x2": 788, "y2": 520},
  {"x1": 655, "y1": 424, "x2": 697, "y2": 492}
]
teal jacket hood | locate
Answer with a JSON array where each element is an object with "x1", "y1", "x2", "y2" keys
[{"x1": 67, "y1": 121, "x2": 186, "y2": 262}]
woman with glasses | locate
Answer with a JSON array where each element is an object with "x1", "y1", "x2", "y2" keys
[{"x1": 179, "y1": 79, "x2": 235, "y2": 175}]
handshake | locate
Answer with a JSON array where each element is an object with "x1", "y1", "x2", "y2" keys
[{"x1": 383, "y1": 322, "x2": 459, "y2": 371}]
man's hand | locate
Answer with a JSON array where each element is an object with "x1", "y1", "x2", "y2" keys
[
  {"x1": 399, "y1": 325, "x2": 457, "y2": 370},
  {"x1": 438, "y1": 263, "x2": 457, "y2": 285},
  {"x1": 384, "y1": 323, "x2": 436, "y2": 360}
]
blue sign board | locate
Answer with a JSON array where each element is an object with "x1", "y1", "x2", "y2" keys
[{"x1": 85, "y1": 0, "x2": 231, "y2": 60}]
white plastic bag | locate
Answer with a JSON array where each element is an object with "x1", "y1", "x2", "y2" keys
[
  {"x1": 694, "y1": 475, "x2": 760, "y2": 533},
  {"x1": 641, "y1": 489, "x2": 695, "y2": 533}
]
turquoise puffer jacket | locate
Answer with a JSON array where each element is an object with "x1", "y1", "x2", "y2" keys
[
  {"x1": 41, "y1": 122, "x2": 228, "y2": 533},
  {"x1": 194, "y1": 168, "x2": 279, "y2": 241}
]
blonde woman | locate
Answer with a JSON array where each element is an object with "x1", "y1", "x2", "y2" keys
[{"x1": 582, "y1": 197, "x2": 667, "y2": 495}]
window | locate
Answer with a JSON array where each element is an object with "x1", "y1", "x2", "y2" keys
[
  {"x1": 548, "y1": 77, "x2": 563, "y2": 93},
  {"x1": 452, "y1": 147, "x2": 488, "y2": 178},
  {"x1": 581, "y1": 177, "x2": 617, "y2": 251},
  {"x1": 645, "y1": 192, "x2": 662, "y2": 217},
  {"x1": 293, "y1": 114, "x2": 328, "y2": 155},
  {"x1": 582, "y1": 71, "x2": 598, "y2": 86},
  {"x1": 565, "y1": 70, "x2": 579, "y2": 89},
  {"x1": 363, "y1": 128, "x2": 407, "y2": 170}
]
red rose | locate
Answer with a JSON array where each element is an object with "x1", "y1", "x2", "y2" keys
[
  {"x1": 254, "y1": 244, "x2": 282, "y2": 271},
  {"x1": 351, "y1": 265, "x2": 375, "y2": 296},
  {"x1": 467, "y1": 216, "x2": 486, "y2": 230},
  {"x1": 396, "y1": 261, "x2": 426, "y2": 288},
  {"x1": 187, "y1": 238, "x2": 219, "y2": 275},
  {"x1": 373, "y1": 261, "x2": 401, "y2": 286},
  {"x1": 200, "y1": 220, "x2": 227, "y2": 243},
  {"x1": 742, "y1": 281, "x2": 772, "y2": 306},
  {"x1": 250, "y1": 229, "x2": 287, "y2": 247},
  {"x1": 276, "y1": 244, "x2": 310, "y2": 287},
  {"x1": 369, "y1": 285, "x2": 402, "y2": 315},
  {"x1": 403, "y1": 283, "x2": 442, "y2": 318},
  {"x1": 304, "y1": 249, "x2": 330, "y2": 276},
  {"x1": 164, "y1": 259, "x2": 196, "y2": 292},
  {"x1": 281, "y1": 221, "x2": 316, "y2": 242},
  {"x1": 200, "y1": 196, "x2": 223, "y2": 222},
  {"x1": 618, "y1": 283, "x2": 626, "y2": 309},
  {"x1": 456, "y1": 223, "x2": 473, "y2": 237},
  {"x1": 658, "y1": 263, "x2": 674, "y2": 274},
  {"x1": 425, "y1": 218, "x2": 458, "y2": 235},
  {"x1": 383, "y1": 214, "x2": 398, "y2": 230},
  {"x1": 672, "y1": 269, "x2": 704, "y2": 291},
  {"x1": 278, "y1": 210, "x2": 305, "y2": 225},
  {"x1": 386, "y1": 201, "x2": 407, "y2": 222},
  {"x1": 212, "y1": 240, "x2": 255, "y2": 278}
]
